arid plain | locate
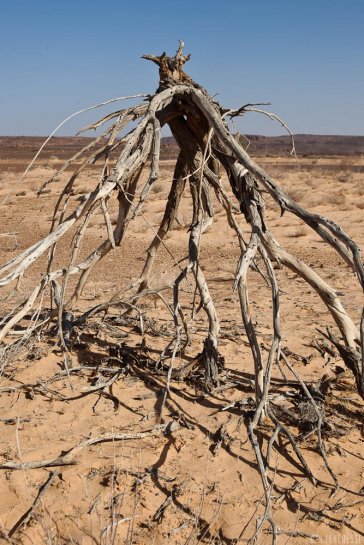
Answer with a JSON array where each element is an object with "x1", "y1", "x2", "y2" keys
[{"x1": 0, "y1": 137, "x2": 363, "y2": 545}]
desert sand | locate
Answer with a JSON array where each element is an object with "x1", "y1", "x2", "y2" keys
[{"x1": 0, "y1": 143, "x2": 363, "y2": 544}]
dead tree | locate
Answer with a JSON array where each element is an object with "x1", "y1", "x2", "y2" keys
[
  {"x1": 1, "y1": 41, "x2": 363, "y2": 541},
  {"x1": 0, "y1": 42, "x2": 363, "y2": 400}
]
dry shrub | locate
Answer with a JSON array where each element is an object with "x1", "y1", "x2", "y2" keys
[
  {"x1": 71, "y1": 183, "x2": 91, "y2": 196},
  {"x1": 289, "y1": 225, "x2": 308, "y2": 238},
  {"x1": 65, "y1": 171, "x2": 99, "y2": 196},
  {"x1": 283, "y1": 188, "x2": 304, "y2": 203},
  {"x1": 152, "y1": 181, "x2": 164, "y2": 194},
  {"x1": 336, "y1": 171, "x2": 350, "y2": 183},
  {"x1": 313, "y1": 167, "x2": 330, "y2": 179},
  {"x1": 27, "y1": 166, "x2": 55, "y2": 181},
  {"x1": 296, "y1": 170, "x2": 312, "y2": 183},
  {"x1": 337, "y1": 169, "x2": 360, "y2": 186},
  {"x1": 326, "y1": 191, "x2": 345, "y2": 206},
  {"x1": 282, "y1": 171, "x2": 314, "y2": 202}
]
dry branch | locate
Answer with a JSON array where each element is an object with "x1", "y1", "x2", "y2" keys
[
  {"x1": 0, "y1": 42, "x2": 363, "y2": 544},
  {"x1": 0, "y1": 426, "x2": 167, "y2": 470}
]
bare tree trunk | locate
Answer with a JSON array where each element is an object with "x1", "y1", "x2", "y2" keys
[{"x1": 0, "y1": 42, "x2": 362, "y2": 402}]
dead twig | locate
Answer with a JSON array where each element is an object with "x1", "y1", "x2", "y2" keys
[
  {"x1": 0, "y1": 425, "x2": 167, "y2": 470},
  {"x1": 8, "y1": 470, "x2": 59, "y2": 537}
]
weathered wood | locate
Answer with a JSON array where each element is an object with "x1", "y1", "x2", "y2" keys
[
  {"x1": 143, "y1": 41, "x2": 193, "y2": 88},
  {"x1": 1, "y1": 43, "x2": 362, "y2": 542},
  {"x1": 138, "y1": 152, "x2": 187, "y2": 292}
]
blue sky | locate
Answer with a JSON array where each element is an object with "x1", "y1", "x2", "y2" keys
[{"x1": 1, "y1": 0, "x2": 363, "y2": 136}]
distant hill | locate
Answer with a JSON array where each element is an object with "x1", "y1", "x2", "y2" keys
[
  {"x1": 240, "y1": 134, "x2": 364, "y2": 156},
  {"x1": 0, "y1": 136, "x2": 94, "y2": 161},
  {"x1": 0, "y1": 134, "x2": 363, "y2": 161},
  {"x1": 161, "y1": 134, "x2": 364, "y2": 157}
]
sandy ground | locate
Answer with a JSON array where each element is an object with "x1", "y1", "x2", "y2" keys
[{"x1": 0, "y1": 151, "x2": 363, "y2": 545}]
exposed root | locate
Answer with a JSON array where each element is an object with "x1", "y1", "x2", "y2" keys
[{"x1": 1, "y1": 42, "x2": 363, "y2": 544}]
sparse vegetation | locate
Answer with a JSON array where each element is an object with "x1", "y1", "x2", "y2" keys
[
  {"x1": 152, "y1": 181, "x2": 165, "y2": 194},
  {"x1": 0, "y1": 44, "x2": 363, "y2": 545},
  {"x1": 289, "y1": 225, "x2": 308, "y2": 237}
]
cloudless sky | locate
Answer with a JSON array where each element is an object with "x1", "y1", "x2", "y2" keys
[{"x1": 1, "y1": 0, "x2": 363, "y2": 136}]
